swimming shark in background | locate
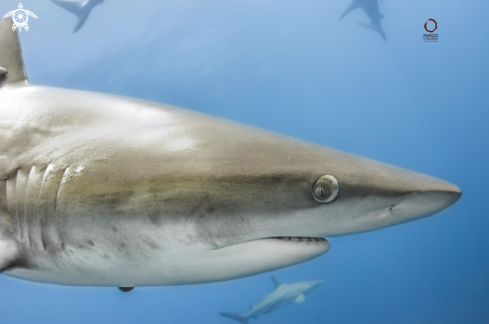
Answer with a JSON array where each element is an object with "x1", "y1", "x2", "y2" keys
[
  {"x1": 51, "y1": 0, "x2": 104, "y2": 33},
  {"x1": 0, "y1": 17, "x2": 460, "y2": 290},
  {"x1": 220, "y1": 277, "x2": 322, "y2": 324},
  {"x1": 339, "y1": 0, "x2": 387, "y2": 41}
]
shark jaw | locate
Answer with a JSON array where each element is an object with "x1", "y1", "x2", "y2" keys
[
  {"x1": 193, "y1": 237, "x2": 330, "y2": 284},
  {"x1": 196, "y1": 186, "x2": 460, "y2": 285}
]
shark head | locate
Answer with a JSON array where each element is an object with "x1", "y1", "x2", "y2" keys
[
  {"x1": 295, "y1": 149, "x2": 462, "y2": 237},
  {"x1": 174, "y1": 131, "x2": 461, "y2": 282}
]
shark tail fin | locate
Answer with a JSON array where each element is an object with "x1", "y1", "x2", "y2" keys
[
  {"x1": 0, "y1": 18, "x2": 28, "y2": 85},
  {"x1": 50, "y1": 0, "x2": 90, "y2": 33},
  {"x1": 271, "y1": 276, "x2": 284, "y2": 288},
  {"x1": 219, "y1": 312, "x2": 249, "y2": 324},
  {"x1": 339, "y1": 0, "x2": 361, "y2": 21}
]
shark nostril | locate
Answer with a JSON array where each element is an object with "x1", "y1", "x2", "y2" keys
[{"x1": 312, "y1": 175, "x2": 339, "y2": 203}]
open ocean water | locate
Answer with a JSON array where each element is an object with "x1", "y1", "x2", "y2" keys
[{"x1": 0, "y1": 0, "x2": 488, "y2": 323}]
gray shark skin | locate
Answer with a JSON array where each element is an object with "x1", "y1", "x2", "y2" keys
[
  {"x1": 220, "y1": 277, "x2": 322, "y2": 324},
  {"x1": 0, "y1": 18, "x2": 460, "y2": 287},
  {"x1": 51, "y1": 0, "x2": 104, "y2": 33},
  {"x1": 339, "y1": 0, "x2": 387, "y2": 41}
]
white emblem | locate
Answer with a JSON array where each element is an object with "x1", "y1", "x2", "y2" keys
[{"x1": 3, "y1": 3, "x2": 38, "y2": 32}]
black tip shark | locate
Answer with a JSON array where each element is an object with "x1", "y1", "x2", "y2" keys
[
  {"x1": 0, "y1": 18, "x2": 460, "y2": 288},
  {"x1": 51, "y1": 0, "x2": 104, "y2": 33},
  {"x1": 339, "y1": 0, "x2": 387, "y2": 41}
]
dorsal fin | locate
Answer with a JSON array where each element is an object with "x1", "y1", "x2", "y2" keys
[
  {"x1": 271, "y1": 276, "x2": 284, "y2": 288},
  {"x1": 0, "y1": 17, "x2": 28, "y2": 85}
]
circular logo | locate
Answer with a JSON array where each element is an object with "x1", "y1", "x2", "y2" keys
[
  {"x1": 13, "y1": 9, "x2": 28, "y2": 28},
  {"x1": 424, "y1": 18, "x2": 437, "y2": 33}
]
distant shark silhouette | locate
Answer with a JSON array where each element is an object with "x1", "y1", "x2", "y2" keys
[
  {"x1": 51, "y1": 0, "x2": 104, "y2": 33},
  {"x1": 220, "y1": 277, "x2": 322, "y2": 324},
  {"x1": 339, "y1": 0, "x2": 386, "y2": 41}
]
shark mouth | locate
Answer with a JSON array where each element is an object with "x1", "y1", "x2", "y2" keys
[
  {"x1": 272, "y1": 236, "x2": 328, "y2": 243},
  {"x1": 210, "y1": 236, "x2": 330, "y2": 280},
  {"x1": 200, "y1": 235, "x2": 331, "y2": 284}
]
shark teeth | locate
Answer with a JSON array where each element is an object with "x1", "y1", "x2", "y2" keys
[{"x1": 273, "y1": 236, "x2": 327, "y2": 243}]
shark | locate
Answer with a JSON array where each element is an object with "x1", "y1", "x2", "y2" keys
[
  {"x1": 0, "y1": 17, "x2": 460, "y2": 290},
  {"x1": 220, "y1": 277, "x2": 322, "y2": 324},
  {"x1": 51, "y1": 0, "x2": 104, "y2": 33},
  {"x1": 339, "y1": 0, "x2": 387, "y2": 41}
]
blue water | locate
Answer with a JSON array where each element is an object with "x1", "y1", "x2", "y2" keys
[{"x1": 1, "y1": 0, "x2": 488, "y2": 323}]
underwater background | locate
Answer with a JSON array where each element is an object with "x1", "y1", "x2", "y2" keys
[{"x1": 0, "y1": 0, "x2": 488, "y2": 322}]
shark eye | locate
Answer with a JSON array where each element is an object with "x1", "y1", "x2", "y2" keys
[{"x1": 312, "y1": 175, "x2": 339, "y2": 203}]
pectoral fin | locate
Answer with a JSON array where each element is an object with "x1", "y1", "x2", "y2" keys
[
  {"x1": 0, "y1": 239, "x2": 21, "y2": 272},
  {"x1": 356, "y1": 22, "x2": 387, "y2": 41},
  {"x1": 356, "y1": 22, "x2": 377, "y2": 31},
  {"x1": 51, "y1": 0, "x2": 84, "y2": 15},
  {"x1": 295, "y1": 294, "x2": 305, "y2": 303},
  {"x1": 339, "y1": 0, "x2": 361, "y2": 20}
]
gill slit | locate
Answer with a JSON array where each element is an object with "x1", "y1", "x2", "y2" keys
[
  {"x1": 23, "y1": 166, "x2": 35, "y2": 249},
  {"x1": 55, "y1": 166, "x2": 69, "y2": 249},
  {"x1": 4, "y1": 177, "x2": 12, "y2": 233},
  {"x1": 6, "y1": 175, "x2": 19, "y2": 236},
  {"x1": 14, "y1": 168, "x2": 25, "y2": 243},
  {"x1": 37, "y1": 164, "x2": 51, "y2": 251}
]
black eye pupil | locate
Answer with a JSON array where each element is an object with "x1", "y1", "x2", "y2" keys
[{"x1": 314, "y1": 183, "x2": 332, "y2": 199}]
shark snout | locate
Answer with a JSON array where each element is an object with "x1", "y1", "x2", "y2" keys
[
  {"x1": 324, "y1": 153, "x2": 462, "y2": 234},
  {"x1": 304, "y1": 280, "x2": 323, "y2": 294},
  {"x1": 400, "y1": 180, "x2": 461, "y2": 220},
  {"x1": 311, "y1": 280, "x2": 323, "y2": 287},
  {"x1": 372, "y1": 174, "x2": 462, "y2": 229}
]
